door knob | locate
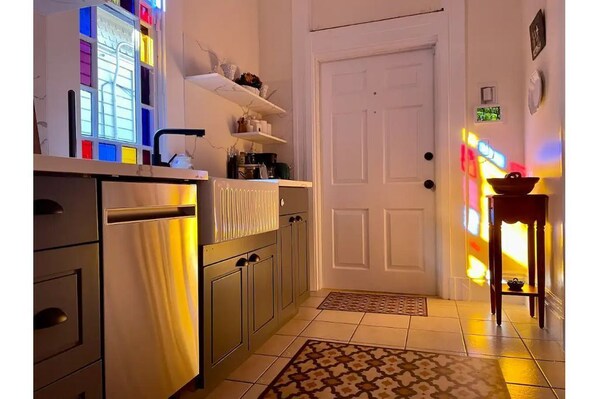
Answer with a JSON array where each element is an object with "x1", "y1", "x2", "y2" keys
[
  {"x1": 248, "y1": 253, "x2": 261, "y2": 263},
  {"x1": 236, "y1": 258, "x2": 249, "y2": 267},
  {"x1": 424, "y1": 180, "x2": 435, "y2": 189},
  {"x1": 424, "y1": 152, "x2": 434, "y2": 161}
]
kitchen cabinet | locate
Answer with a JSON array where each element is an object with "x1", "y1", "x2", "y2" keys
[
  {"x1": 34, "y1": 361, "x2": 102, "y2": 399},
  {"x1": 278, "y1": 188, "x2": 310, "y2": 324},
  {"x1": 201, "y1": 232, "x2": 277, "y2": 391},
  {"x1": 33, "y1": 176, "x2": 101, "y2": 394}
]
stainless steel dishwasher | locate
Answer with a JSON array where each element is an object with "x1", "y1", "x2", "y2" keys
[{"x1": 102, "y1": 181, "x2": 199, "y2": 399}]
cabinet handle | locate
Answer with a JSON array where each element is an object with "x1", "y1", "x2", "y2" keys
[
  {"x1": 289, "y1": 216, "x2": 296, "y2": 223},
  {"x1": 34, "y1": 307, "x2": 68, "y2": 330},
  {"x1": 248, "y1": 253, "x2": 261, "y2": 263},
  {"x1": 295, "y1": 216, "x2": 303, "y2": 222},
  {"x1": 34, "y1": 199, "x2": 64, "y2": 216},
  {"x1": 236, "y1": 258, "x2": 249, "y2": 268}
]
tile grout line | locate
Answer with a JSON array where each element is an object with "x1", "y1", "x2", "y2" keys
[{"x1": 347, "y1": 312, "x2": 366, "y2": 343}]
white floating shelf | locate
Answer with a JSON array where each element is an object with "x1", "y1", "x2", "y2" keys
[
  {"x1": 186, "y1": 73, "x2": 286, "y2": 116},
  {"x1": 232, "y1": 132, "x2": 287, "y2": 145}
]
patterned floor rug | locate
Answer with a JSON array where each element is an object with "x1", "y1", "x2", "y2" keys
[
  {"x1": 318, "y1": 292, "x2": 428, "y2": 316},
  {"x1": 258, "y1": 340, "x2": 511, "y2": 399}
]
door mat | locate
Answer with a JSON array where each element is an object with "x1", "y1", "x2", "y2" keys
[
  {"x1": 317, "y1": 291, "x2": 428, "y2": 316},
  {"x1": 258, "y1": 340, "x2": 511, "y2": 399}
]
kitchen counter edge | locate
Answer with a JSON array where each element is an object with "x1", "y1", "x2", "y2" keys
[{"x1": 34, "y1": 155, "x2": 209, "y2": 181}]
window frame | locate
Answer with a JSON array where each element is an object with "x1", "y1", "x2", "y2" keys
[{"x1": 78, "y1": 1, "x2": 161, "y2": 164}]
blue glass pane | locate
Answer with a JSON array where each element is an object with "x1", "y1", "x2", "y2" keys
[
  {"x1": 142, "y1": 108, "x2": 152, "y2": 146},
  {"x1": 99, "y1": 143, "x2": 117, "y2": 161},
  {"x1": 80, "y1": 7, "x2": 92, "y2": 37}
]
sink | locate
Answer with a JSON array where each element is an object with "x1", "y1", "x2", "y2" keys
[{"x1": 198, "y1": 178, "x2": 279, "y2": 244}]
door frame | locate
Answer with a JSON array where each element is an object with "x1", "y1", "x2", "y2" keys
[{"x1": 291, "y1": 1, "x2": 467, "y2": 299}]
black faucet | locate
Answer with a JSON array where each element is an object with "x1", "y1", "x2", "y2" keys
[{"x1": 152, "y1": 128, "x2": 206, "y2": 167}]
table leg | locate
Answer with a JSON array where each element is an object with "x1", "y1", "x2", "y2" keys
[
  {"x1": 537, "y1": 223, "x2": 546, "y2": 329},
  {"x1": 527, "y1": 223, "x2": 536, "y2": 317},
  {"x1": 489, "y1": 221, "x2": 496, "y2": 314},
  {"x1": 495, "y1": 222, "x2": 503, "y2": 326}
]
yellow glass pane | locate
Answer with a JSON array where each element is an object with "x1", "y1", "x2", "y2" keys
[
  {"x1": 122, "y1": 146, "x2": 137, "y2": 164},
  {"x1": 141, "y1": 34, "x2": 154, "y2": 66}
]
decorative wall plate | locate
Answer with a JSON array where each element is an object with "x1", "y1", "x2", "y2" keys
[{"x1": 528, "y1": 70, "x2": 543, "y2": 115}]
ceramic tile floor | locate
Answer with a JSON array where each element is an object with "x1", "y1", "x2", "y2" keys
[{"x1": 206, "y1": 291, "x2": 565, "y2": 399}]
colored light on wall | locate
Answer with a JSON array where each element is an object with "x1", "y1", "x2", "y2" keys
[
  {"x1": 468, "y1": 179, "x2": 479, "y2": 210},
  {"x1": 509, "y1": 161, "x2": 527, "y2": 176},
  {"x1": 140, "y1": 34, "x2": 154, "y2": 66},
  {"x1": 478, "y1": 141, "x2": 506, "y2": 169},
  {"x1": 467, "y1": 132, "x2": 479, "y2": 149},
  {"x1": 82, "y1": 140, "x2": 93, "y2": 159},
  {"x1": 122, "y1": 146, "x2": 137, "y2": 164},
  {"x1": 467, "y1": 208, "x2": 480, "y2": 236},
  {"x1": 80, "y1": 40, "x2": 92, "y2": 87},
  {"x1": 99, "y1": 143, "x2": 117, "y2": 162},
  {"x1": 467, "y1": 255, "x2": 487, "y2": 280},
  {"x1": 460, "y1": 144, "x2": 478, "y2": 178}
]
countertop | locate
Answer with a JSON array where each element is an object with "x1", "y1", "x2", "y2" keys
[
  {"x1": 248, "y1": 179, "x2": 312, "y2": 188},
  {"x1": 34, "y1": 155, "x2": 209, "y2": 181}
]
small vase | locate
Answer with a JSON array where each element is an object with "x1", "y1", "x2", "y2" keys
[
  {"x1": 259, "y1": 84, "x2": 269, "y2": 98},
  {"x1": 221, "y1": 63, "x2": 237, "y2": 80}
]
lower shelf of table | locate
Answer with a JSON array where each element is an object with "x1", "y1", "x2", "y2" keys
[{"x1": 492, "y1": 284, "x2": 540, "y2": 296}]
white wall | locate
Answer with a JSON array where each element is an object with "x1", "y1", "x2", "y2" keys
[
  {"x1": 163, "y1": 0, "x2": 264, "y2": 177},
  {"x1": 522, "y1": 0, "x2": 565, "y2": 343},
  {"x1": 258, "y1": 0, "x2": 294, "y2": 169},
  {"x1": 310, "y1": 0, "x2": 442, "y2": 31}
]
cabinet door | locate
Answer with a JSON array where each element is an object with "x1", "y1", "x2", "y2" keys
[
  {"x1": 294, "y1": 213, "x2": 310, "y2": 303},
  {"x1": 277, "y1": 216, "x2": 296, "y2": 323},
  {"x1": 248, "y1": 244, "x2": 277, "y2": 349},
  {"x1": 34, "y1": 360, "x2": 102, "y2": 399},
  {"x1": 203, "y1": 255, "x2": 250, "y2": 389}
]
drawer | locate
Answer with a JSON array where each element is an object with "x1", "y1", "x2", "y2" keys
[
  {"x1": 279, "y1": 187, "x2": 308, "y2": 216},
  {"x1": 34, "y1": 244, "x2": 100, "y2": 390},
  {"x1": 34, "y1": 175, "x2": 98, "y2": 250},
  {"x1": 34, "y1": 360, "x2": 103, "y2": 399}
]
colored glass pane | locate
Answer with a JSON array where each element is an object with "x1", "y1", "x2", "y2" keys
[
  {"x1": 82, "y1": 140, "x2": 93, "y2": 159},
  {"x1": 80, "y1": 7, "x2": 92, "y2": 37},
  {"x1": 80, "y1": 40, "x2": 92, "y2": 87},
  {"x1": 122, "y1": 146, "x2": 137, "y2": 164},
  {"x1": 143, "y1": 150, "x2": 151, "y2": 165},
  {"x1": 141, "y1": 67, "x2": 151, "y2": 105},
  {"x1": 142, "y1": 108, "x2": 152, "y2": 146},
  {"x1": 120, "y1": 0, "x2": 135, "y2": 14},
  {"x1": 140, "y1": 34, "x2": 154, "y2": 66},
  {"x1": 99, "y1": 143, "x2": 117, "y2": 161},
  {"x1": 80, "y1": 90, "x2": 93, "y2": 136},
  {"x1": 97, "y1": 7, "x2": 136, "y2": 143},
  {"x1": 140, "y1": 3, "x2": 153, "y2": 24}
]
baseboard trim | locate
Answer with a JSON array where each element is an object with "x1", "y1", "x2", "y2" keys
[{"x1": 545, "y1": 289, "x2": 565, "y2": 320}]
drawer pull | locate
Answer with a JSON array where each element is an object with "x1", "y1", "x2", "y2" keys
[
  {"x1": 34, "y1": 199, "x2": 64, "y2": 216},
  {"x1": 289, "y1": 216, "x2": 296, "y2": 223},
  {"x1": 236, "y1": 258, "x2": 249, "y2": 268},
  {"x1": 295, "y1": 216, "x2": 303, "y2": 222},
  {"x1": 248, "y1": 253, "x2": 261, "y2": 263},
  {"x1": 34, "y1": 307, "x2": 68, "y2": 330}
]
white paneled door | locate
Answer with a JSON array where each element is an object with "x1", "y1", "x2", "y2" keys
[{"x1": 320, "y1": 48, "x2": 437, "y2": 295}]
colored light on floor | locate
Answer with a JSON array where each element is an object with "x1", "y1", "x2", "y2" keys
[
  {"x1": 82, "y1": 140, "x2": 93, "y2": 159},
  {"x1": 122, "y1": 146, "x2": 137, "y2": 164},
  {"x1": 99, "y1": 143, "x2": 117, "y2": 162}
]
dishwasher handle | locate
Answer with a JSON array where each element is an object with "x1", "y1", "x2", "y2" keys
[{"x1": 105, "y1": 205, "x2": 196, "y2": 224}]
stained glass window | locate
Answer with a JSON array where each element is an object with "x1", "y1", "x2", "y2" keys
[{"x1": 99, "y1": 143, "x2": 117, "y2": 161}]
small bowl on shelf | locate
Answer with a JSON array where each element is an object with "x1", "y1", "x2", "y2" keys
[
  {"x1": 507, "y1": 278, "x2": 524, "y2": 291},
  {"x1": 487, "y1": 172, "x2": 539, "y2": 195}
]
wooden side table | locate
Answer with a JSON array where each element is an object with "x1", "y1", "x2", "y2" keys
[{"x1": 488, "y1": 194, "x2": 548, "y2": 328}]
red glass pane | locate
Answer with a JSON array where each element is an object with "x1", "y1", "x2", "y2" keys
[
  {"x1": 82, "y1": 140, "x2": 93, "y2": 159},
  {"x1": 142, "y1": 150, "x2": 151, "y2": 165},
  {"x1": 140, "y1": 3, "x2": 153, "y2": 24}
]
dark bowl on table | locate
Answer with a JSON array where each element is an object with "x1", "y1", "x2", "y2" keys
[
  {"x1": 507, "y1": 278, "x2": 525, "y2": 291},
  {"x1": 487, "y1": 172, "x2": 539, "y2": 195}
]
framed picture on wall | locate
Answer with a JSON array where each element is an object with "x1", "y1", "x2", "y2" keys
[{"x1": 529, "y1": 9, "x2": 546, "y2": 60}]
